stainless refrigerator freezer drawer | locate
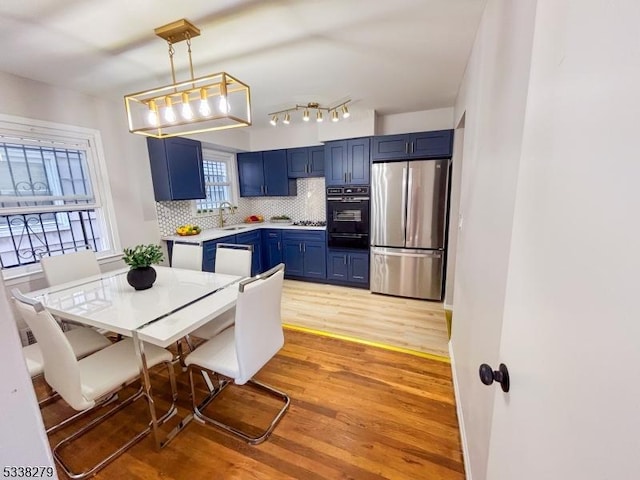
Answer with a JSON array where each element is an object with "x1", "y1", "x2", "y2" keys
[{"x1": 370, "y1": 247, "x2": 444, "y2": 300}]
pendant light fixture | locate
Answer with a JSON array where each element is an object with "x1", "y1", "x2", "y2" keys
[
  {"x1": 268, "y1": 100, "x2": 351, "y2": 126},
  {"x1": 124, "y1": 19, "x2": 252, "y2": 138}
]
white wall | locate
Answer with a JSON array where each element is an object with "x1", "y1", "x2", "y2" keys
[
  {"x1": 0, "y1": 275, "x2": 56, "y2": 476},
  {"x1": 377, "y1": 107, "x2": 454, "y2": 134},
  {"x1": 486, "y1": 1, "x2": 640, "y2": 478},
  {"x1": 449, "y1": 1, "x2": 538, "y2": 479}
]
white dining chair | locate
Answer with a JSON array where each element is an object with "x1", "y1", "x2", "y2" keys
[
  {"x1": 184, "y1": 263, "x2": 289, "y2": 445},
  {"x1": 40, "y1": 248, "x2": 101, "y2": 286},
  {"x1": 171, "y1": 242, "x2": 203, "y2": 271},
  {"x1": 12, "y1": 289, "x2": 177, "y2": 480},
  {"x1": 189, "y1": 243, "x2": 252, "y2": 341},
  {"x1": 28, "y1": 249, "x2": 113, "y2": 409}
]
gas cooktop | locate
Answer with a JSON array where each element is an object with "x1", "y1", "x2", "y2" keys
[{"x1": 292, "y1": 220, "x2": 327, "y2": 227}]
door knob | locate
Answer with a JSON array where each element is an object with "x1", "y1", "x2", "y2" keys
[{"x1": 479, "y1": 363, "x2": 510, "y2": 392}]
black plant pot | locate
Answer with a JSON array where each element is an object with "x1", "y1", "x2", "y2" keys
[{"x1": 126, "y1": 266, "x2": 157, "y2": 291}]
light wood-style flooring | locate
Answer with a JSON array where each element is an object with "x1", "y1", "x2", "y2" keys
[
  {"x1": 282, "y1": 280, "x2": 450, "y2": 358},
  {"x1": 43, "y1": 329, "x2": 464, "y2": 480}
]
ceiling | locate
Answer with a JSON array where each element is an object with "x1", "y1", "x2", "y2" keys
[{"x1": 0, "y1": 0, "x2": 486, "y2": 128}]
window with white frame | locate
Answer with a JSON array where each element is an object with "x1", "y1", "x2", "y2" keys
[
  {"x1": 0, "y1": 115, "x2": 117, "y2": 273},
  {"x1": 194, "y1": 148, "x2": 237, "y2": 214}
]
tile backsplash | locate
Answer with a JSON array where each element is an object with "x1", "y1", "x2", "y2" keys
[{"x1": 155, "y1": 177, "x2": 326, "y2": 236}]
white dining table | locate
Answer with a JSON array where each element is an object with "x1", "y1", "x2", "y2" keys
[{"x1": 24, "y1": 265, "x2": 243, "y2": 448}]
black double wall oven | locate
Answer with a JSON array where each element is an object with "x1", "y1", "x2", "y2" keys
[{"x1": 326, "y1": 186, "x2": 370, "y2": 250}]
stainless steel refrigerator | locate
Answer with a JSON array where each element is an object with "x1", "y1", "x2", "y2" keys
[{"x1": 370, "y1": 159, "x2": 450, "y2": 300}]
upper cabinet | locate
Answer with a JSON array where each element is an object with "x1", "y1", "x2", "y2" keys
[
  {"x1": 324, "y1": 138, "x2": 371, "y2": 186},
  {"x1": 147, "y1": 137, "x2": 205, "y2": 201},
  {"x1": 237, "y1": 149, "x2": 297, "y2": 197},
  {"x1": 372, "y1": 130, "x2": 454, "y2": 161},
  {"x1": 287, "y1": 146, "x2": 325, "y2": 178}
]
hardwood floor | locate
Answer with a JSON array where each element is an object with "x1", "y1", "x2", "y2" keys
[
  {"x1": 282, "y1": 280, "x2": 450, "y2": 358},
  {"x1": 43, "y1": 330, "x2": 464, "y2": 480}
]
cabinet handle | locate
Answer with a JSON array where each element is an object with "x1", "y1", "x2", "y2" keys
[
  {"x1": 303, "y1": 243, "x2": 306, "y2": 253},
  {"x1": 278, "y1": 241, "x2": 281, "y2": 251},
  {"x1": 299, "y1": 243, "x2": 302, "y2": 253},
  {"x1": 410, "y1": 142, "x2": 414, "y2": 154},
  {"x1": 347, "y1": 256, "x2": 351, "y2": 265},
  {"x1": 344, "y1": 172, "x2": 347, "y2": 183},
  {"x1": 304, "y1": 164, "x2": 307, "y2": 174},
  {"x1": 343, "y1": 255, "x2": 347, "y2": 265},
  {"x1": 308, "y1": 163, "x2": 313, "y2": 173},
  {"x1": 260, "y1": 185, "x2": 264, "y2": 194},
  {"x1": 405, "y1": 142, "x2": 409, "y2": 154},
  {"x1": 264, "y1": 185, "x2": 268, "y2": 195},
  {"x1": 348, "y1": 172, "x2": 352, "y2": 183}
]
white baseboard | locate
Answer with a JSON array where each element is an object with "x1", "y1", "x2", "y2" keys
[
  {"x1": 444, "y1": 303, "x2": 454, "y2": 312},
  {"x1": 449, "y1": 340, "x2": 471, "y2": 480}
]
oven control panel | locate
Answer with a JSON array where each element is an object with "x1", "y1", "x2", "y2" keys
[{"x1": 327, "y1": 186, "x2": 369, "y2": 196}]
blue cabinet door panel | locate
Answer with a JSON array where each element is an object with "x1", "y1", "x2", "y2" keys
[
  {"x1": 283, "y1": 241, "x2": 304, "y2": 276},
  {"x1": 324, "y1": 141, "x2": 347, "y2": 186},
  {"x1": 412, "y1": 130, "x2": 453, "y2": 158},
  {"x1": 237, "y1": 152, "x2": 264, "y2": 197},
  {"x1": 261, "y1": 229, "x2": 282, "y2": 272},
  {"x1": 309, "y1": 147, "x2": 325, "y2": 177},
  {"x1": 287, "y1": 148, "x2": 309, "y2": 178},
  {"x1": 147, "y1": 137, "x2": 205, "y2": 201},
  {"x1": 371, "y1": 134, "x2": 410, "y2": 161},
  {"x1": 348, "y1": 138, "x2": 370, "y2": 185},
  {"x1": 348, "y1": 252, "x2": 369, "y2": 284},
  {"x1": 327, "y1": 251, "x2": 349, "y2": 280},
  {"x1": 263, "y1": 150, "x2": 290, "y2": 196},
  {"x1": 302, "y1": 242, "x2": 326, "y2": 279}
]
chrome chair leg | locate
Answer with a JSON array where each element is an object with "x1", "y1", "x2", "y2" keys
[{"x1": 188, "y1": 365, "x2": 290, "y2": 445}]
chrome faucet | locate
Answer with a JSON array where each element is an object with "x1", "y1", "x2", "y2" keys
[{"x1": 218, "y1": 201, "x2": 236, "y2": 227}]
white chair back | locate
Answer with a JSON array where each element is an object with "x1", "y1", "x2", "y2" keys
[
  {"x1": 215, "y1": 244, "x2": 252, "y2": 277},
  {"x1": 12, "y1": 291, "x2": 92, "y2": 411},
  {"x1": 172, "y1": 243, "x2": 203, "y2": 271},
  {"x1": 41, "y1": 249, "x2": 100, "y2": 286},
  {"x1": 234, "y1": 266, "x2": 284, "y2": 384}
]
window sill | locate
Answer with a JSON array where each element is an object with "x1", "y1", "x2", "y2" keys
[{"x1": 1, "y1": 252, "x2": 124, "y2": 286}]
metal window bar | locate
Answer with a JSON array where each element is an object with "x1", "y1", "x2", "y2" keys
[
  {"x1": 196, "y1": 159, "x2": 231, "y2": 211},
  {"x1": 0, "y1": 209, "x2": 102, "y2": 269}
]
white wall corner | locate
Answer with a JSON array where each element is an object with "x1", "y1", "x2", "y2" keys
[{"x1": 376, "y1": 107, "x2": 455, "y2": 135}]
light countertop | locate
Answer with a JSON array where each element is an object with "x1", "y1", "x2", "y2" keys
[{"x1": 162, "y1": 222, "x2": 326, "y2": 244}]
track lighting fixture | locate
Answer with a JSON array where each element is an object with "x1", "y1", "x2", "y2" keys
[{"x1": 267, "y1": 100, "x2": 351, "y2": 126}]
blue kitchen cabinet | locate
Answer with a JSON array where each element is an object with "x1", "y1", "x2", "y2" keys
[
  {"x1": 262, "y1": 229, "x2": 283, "y2": 271},
  {"x1": 238, "y1": 150, "x2": 297, "y2": 197},
  {"x1": 236, "y1": 230, "x2": 262, "y2": 276},
  {"x1": 326, "y1": 249, "x2": 369, "y2": 287},
  {"x1": 202, "y1": 235, "x2": 237, "y2": 272},
  {"x1": 324, "y1": 138, "x2": 370, "y2": 186},
  {"x1": 282, "y1": 230, "x2": 326, "y2": 279},
  {"x1": 287, "y1": 146, "x2": 325, "y2": 178},
  {"x1": 372, "y1": 130, "x2": 453, "y2": 161},
  {"x1": 147, "y1": 137, "x2": 205, "y2": 201}
]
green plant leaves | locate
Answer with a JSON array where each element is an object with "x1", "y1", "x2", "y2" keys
[{"x1": 122, "y1": 244, "x2": 164, "y2": 269}]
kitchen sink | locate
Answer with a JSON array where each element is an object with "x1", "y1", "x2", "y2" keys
[{"x1": 220, "y1": 226, "x2": 248, "y2": 231}]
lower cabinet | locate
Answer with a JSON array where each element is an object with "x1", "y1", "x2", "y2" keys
[
  {"x1": 202, "y1": 235, "x2": 237, "y2": 272},
  {"x1": 262, "y1": 229, "x2": 283, "y2": 271},
  {"x1": 236, "y1": 230, "x2": 262, "y2": 276},
  {"x1": 326, "y1": 249, "x2": 369, "y2": 287},
  {"x1": 282, "y1": 230, "x2": 326, "y2": 280}
]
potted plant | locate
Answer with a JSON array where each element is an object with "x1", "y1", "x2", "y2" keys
[{"x1": 122, "y1": 244, "x2": 164, "y2": 290}]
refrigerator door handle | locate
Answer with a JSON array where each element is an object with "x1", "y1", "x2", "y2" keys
[
  {"x1": 372, "y1": 249, "x2": 441, "y2": 259},
  {"x1": 406, "y1": 165, "x2": 415, "y2": 245},
  {"x1": 401, "y1": 166, "x2": 407, "y2": 240}
]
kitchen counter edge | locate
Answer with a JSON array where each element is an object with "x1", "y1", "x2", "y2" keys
[{"x1": 162, "y1": 223, "x2": 326, "y2": 244}]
